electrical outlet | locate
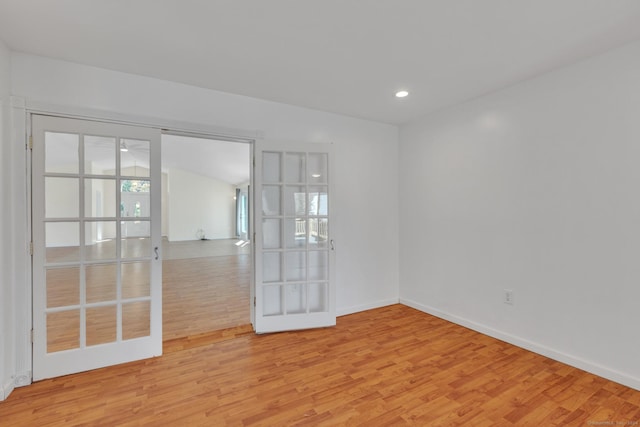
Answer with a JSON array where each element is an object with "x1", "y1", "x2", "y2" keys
[{"x1": 504, "y1": 289, "x2": 514, "y2": 305}]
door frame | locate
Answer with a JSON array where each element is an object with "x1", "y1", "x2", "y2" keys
[{"x1": 13, "y1": 98, "x2": 259, "y2": 387}]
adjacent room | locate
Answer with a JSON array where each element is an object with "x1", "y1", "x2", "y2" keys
[
  {"x1": 1, "y1": 1, "x2": 640, "y2": 425},
  {"x1": 160, "y1": 134, "x2": 251, "y2": 340}
]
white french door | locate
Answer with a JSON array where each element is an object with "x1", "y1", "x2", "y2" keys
[
  {"x1": 254, "y1": 141, "x2": 335, "y2": 333},
  {"x1": 31, "y1": 115, "x2": 162, "y2": 380}
]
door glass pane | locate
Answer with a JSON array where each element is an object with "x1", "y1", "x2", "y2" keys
[
  {"x1": 308, "y1": 187, "x2": 328, "y2": 215},
  {"x1": 286, "y1": 284, "x2": 306, "y2": 314},
  {"x1": 120, "y1": 139, "x2": 150, "y2": 177},
  {"x1": 85, "y1": 222, "x2": 117, "y2": 261},
  {"x1": 262, "y1": 152, "x2": 281, "y2": 182},
  {"x1": 45, "y1": 132, "x2": 78, "y2": 174},
  {"x1": 84, "y1": 179, "x2": 116, "y2": 218},
  {"x1": 263, "y1": 252, "x2": 282, "y2": 283},
  {"x1": 45, "y1": 177, "x2": 79, "y2": 218},
  {"x1": 121, "y1": 180, "x2": 150, "y2": 217},
  {"x1": 46, "y1": 222, "x2": 80, "y2": 263},
  {"x1": 263, "y1": 219, "x2": 282, "y2": 249},
  {"x1": 284, "y1": 186, "x2": 306, "y2": 216},
  {"x1": 123, "y1": 301, "x2": 151, "y2": 340},
  {"x1": 47, "y1": 310, "x2": 80, "y2": 353},
  {"x1": 46, "y1": 267, "x2": 80, "y2": 308},
  {"x1": 308, "y1": 283, "x2": 327, "y2": 313},
  {"x1": 122, "y1": 262, "x2": 150, "y2": 298},
  {"x1": 121, "y1": 229, "x2": 151, "y2": 259},
  {"x1": 308, "y1": 218, "x2": 328, "y2": 248},
  {"x1": 263, "y1": 285, "x2": 283, "y2": 316},
  {"x1": 285, "y1": 218, "x2": 306, "y2": 248},
  {"x1": 86, "y1": 305, "x2": 117, "y2": 346},
  {"x1": 262, "y1": 185, "x2": 281, "y2": 216},
  {"x1": 309, "y1": 251, "x2": 328, "y2": 281},
  {"x1": 284, "y1": 153, "x2": 305, "y2": 183},
  {"x1": 285, "y1": 251, "x2": 306, "y2": 281},
  {"x1": 308, "y1": 153, "x2": 328, "y2": 184},
  {"x1": 85, "y1": 135, "x2": 116, "y2": 175},
  {"x1": 86, "y1": 264, "x2": 117, "y2": 303}
]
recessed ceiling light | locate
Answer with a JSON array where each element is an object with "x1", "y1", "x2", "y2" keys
[
  {"x1": 311, "y1": 174, "x2": 321, "y2": 178},
  {"x1": 395, "y1": 90, "x2": 409, "y2": 98}
]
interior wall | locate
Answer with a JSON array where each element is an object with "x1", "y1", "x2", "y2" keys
[
  {"x1": 167, "y1": 168, "x2": 235, "y2": 241},
  {"x1": 0, "y1": 38, "x2": 13, "y2": 400},
  {"x1": 236, "y1": 181, "x2": 250, "y2": 241},
  {"x1": 11, "y1": 52, "x2": 401, "y2": 316},
  {"x1": 161, "y1": 172, "x2": 168, "y2": 237},
  {"x1": 399, "y1": 40, "x2": 640, "y2": 390}
]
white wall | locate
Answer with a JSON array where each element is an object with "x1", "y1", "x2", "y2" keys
[
  {"x1": 0, "y1": 36, "x2": 13, "y2": 400},
  {"x1": 10, "y1": 53, "x2": 400, "y2": 312},
  {"x1": 161, "y1": 172, "x2": 168, "y2": 237},
  {"x1": 236, "y1": 181, "x2": 250, "y2": 241},
  {"x1": 0, "y1": 38, "x2": 12, "y2": 400},
  {"x1": 167, "y1": 168, "x2": 235, "y2": 241},
  {"x1": 399, "y1": 40, "x2": 640, "y2": 390}
]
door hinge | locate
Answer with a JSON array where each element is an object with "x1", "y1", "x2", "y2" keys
[
  {"x1": 253, "y1": 157, "x2": 256, "y2": 168},
  {"x1": 28, "y1": 136, "x2": 33, "y2": 150},
  {"x1": 254, "y1": 296, "x2": 256, "y2": 307},
  {"x1": 29, "y1": 241, "x2": 33, "y2": 256},
  {"x1": 30, "y1": 329, "x2": 34, "y2": 343}
]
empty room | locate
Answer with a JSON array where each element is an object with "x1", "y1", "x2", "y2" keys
[{"x1": 1, "y1": 1, "x2": 640, "y2": 425}]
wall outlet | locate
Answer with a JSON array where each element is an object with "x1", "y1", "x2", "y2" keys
[{"x1": 504, "y1": 289, "x2": 514, "y2": 305}]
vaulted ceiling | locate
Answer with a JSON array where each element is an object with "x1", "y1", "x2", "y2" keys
[{"x1": 1, "y1": 1, "x2": 640, "y2": 124}]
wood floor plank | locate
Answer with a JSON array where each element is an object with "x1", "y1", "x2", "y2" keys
[{"x1": 1, "y1": 304, "x2": 639, "y2": 426}]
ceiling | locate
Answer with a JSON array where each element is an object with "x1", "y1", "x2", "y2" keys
[
  {"x1": 162, "y1": 135, "x2": 250, "y2": 185},
  {"x1": 1, "y1": 1, "x2": 640, "y2": 124}
]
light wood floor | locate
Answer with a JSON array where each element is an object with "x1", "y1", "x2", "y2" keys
[{"x1": 2, "y1": 305, "x2": 639, "y2": 426}]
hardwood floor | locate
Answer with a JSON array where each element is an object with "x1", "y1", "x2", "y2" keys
[
  {"x1": 2, "y1": 305, "x2": 639, "y2": 426},
  {"x1": 163, "y1": 251, "x2": 251, "y2": 340}
]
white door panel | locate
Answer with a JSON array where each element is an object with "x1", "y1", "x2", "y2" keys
[
  {"x1": 32, "y1": 115, "x2": 162, "y2": 380},
  {"x1": 254, "y1": 141, "x2": 335, "y2": 333}
]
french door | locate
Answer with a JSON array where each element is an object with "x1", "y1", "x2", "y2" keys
[
  {"x1": 31, "y1": 115, "x2": 162, "y2": 380},
  {"x1": 254, "y1": 141, "x2": 335, "y2": 333}
]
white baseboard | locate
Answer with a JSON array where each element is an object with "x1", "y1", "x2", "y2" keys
[
  {"x1": 14, "y1": 371, "x2": 31, "y2": 387},
  {"x1": 400, "y1": 297, "x2": 640, "y2": 392},
  {"x1": 337, "y1": 298, "x2": 399, "y2": 317},
  {"x1": 1, "y1": 378, "x2": 15, "y2": 401}
]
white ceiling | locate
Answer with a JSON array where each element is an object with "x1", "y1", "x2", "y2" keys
[
  {"x1": 1, "y1": 1, "x2": 640, "y2": 124},
  {"x1": 162, "y1": 135, "x2": 250, "y2": 186}
]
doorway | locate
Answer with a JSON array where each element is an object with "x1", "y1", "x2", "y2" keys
[
  {"x1": 29, "y1": 112, "x2": 335, "y2": 382},
  {"x1": 160, "y1": 134, "x2": 251, "y2": 340}
]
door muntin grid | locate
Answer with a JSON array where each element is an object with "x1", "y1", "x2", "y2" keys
[
  {"x1": 260, "y1": 151, "x2": 330, "y2": 317},
  {"x1": 39, "y1": 127, "x2": 153, "y2": 353}
]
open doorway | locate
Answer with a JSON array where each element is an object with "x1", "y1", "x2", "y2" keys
[{"x1": 160, "y1": 134, "x2": 251, "y2": 341}]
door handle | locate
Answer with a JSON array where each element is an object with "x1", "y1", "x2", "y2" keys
[
  {"x1": 330, "y1": 240, "x2": 335, "y2": 251},
  {"x1": 154, "y1": 246, "x2": 159, "y2": 260}
]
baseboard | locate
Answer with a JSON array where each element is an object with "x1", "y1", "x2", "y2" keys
[
  {"x1": 14, "y1": 371, "x2": 31, "y2": 388},
  {"x1": 1, "y1": 378, "x2": 15, "y2": 401},
  {"x1": 400, "y1": 297, "x2": 640, "y2": 392},
  {"x1": 337, "y1": 298, "x2": 399, "y2": 317}
]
